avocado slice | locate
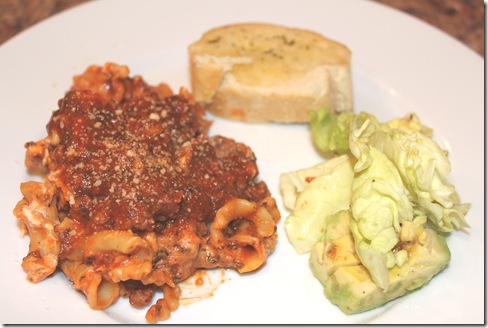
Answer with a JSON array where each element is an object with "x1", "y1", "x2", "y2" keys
[{"x1": 310, "y1": 210, "x2": 451, "y2": 314}]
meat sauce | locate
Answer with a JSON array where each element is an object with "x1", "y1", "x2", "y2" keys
[
  {"x1": 25, "y1": 62, "x2": 277, "y2": 278},
  {"x1": 20, "y1": 64, "x2": 280, "y2": 320},
  {"x1": 48, "y1": 90, "x2": 265, "y2": 234}
]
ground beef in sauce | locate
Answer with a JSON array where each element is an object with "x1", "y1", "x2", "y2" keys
[{"x1": 19, "y1": 63, "x2": 280, "y2": 321}]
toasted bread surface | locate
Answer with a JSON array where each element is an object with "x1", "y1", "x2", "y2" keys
[{"x1": 189, "y1": 23, "x2": 353, "y2": 123}]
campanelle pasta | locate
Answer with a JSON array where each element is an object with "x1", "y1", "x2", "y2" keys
[
  {"x1": 210, "y1": 197, "x2": 277, "y2": 273},
  {"x1": 14, "y1": 181, "x2": 60, "y2": 283},
  {"x1": 14, "y1": 63, "x2": 280, "y2": 323},
  {"x1": 60, "y1": 259, "x2": 120, "y2": 310}
]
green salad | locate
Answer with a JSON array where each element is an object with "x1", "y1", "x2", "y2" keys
[{"x1": 279, "y1": 108, "x2": 470, "y2": 314}]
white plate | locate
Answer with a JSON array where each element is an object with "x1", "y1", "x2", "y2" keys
[{"x1": 0, "y1": 0, "x2": 483, "y2": 324}]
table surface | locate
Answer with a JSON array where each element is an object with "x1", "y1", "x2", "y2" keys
[{"x1": 0, "y1": 0, "x2": 484, "y2": 57}]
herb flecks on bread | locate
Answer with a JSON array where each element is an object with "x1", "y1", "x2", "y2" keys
[{"x1": 189, "y1": 23, "x2": 353, "y2": 123}]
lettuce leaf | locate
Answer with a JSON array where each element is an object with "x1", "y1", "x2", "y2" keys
[
  {"x1": 309, "y1": 108, "x2": 355, "y2": 154},
  {"x1": 279, "y1": 155, "x2": 355, "y2": 253},
  {"x1": 294, "y1": 108, "x2": 471, "y2": 293},
  {"x1": 348, "y1": 146, "x2": 414, "y2": 291},
  {"x1": 350, "y1": 115, "x2": 470, "y2": 232}
]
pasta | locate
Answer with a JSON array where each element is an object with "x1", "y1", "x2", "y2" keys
[
  {"x1": 13, "y1": 63, "x2": 280, "y2": 322},
  {"x1": 210, "y1": 198, "x2": 277, "y2": 273},
  {"x1": 145, "y1": 284, "x2": 182, "y2": 323},
  {"x1": 14, "y1": 181, "x2": 60, "y2": 283},
  {"x1": 60, "y1": 259, "x2": 120, "y2": 310}
]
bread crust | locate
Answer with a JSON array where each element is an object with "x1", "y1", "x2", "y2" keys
[{"x1": 189, "y1": 23, "x2": 353, "y2": 123}]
